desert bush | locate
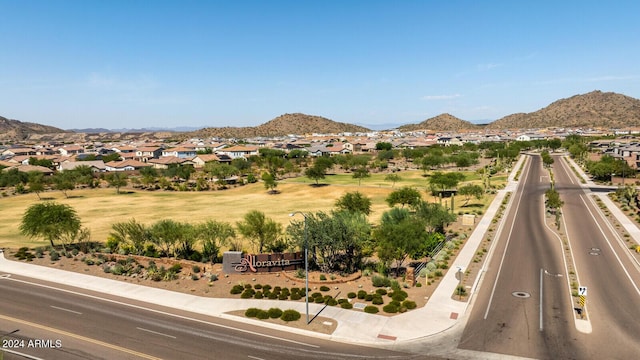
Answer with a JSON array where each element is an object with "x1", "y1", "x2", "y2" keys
[
  {"x1": 357, "y1": 290, "x2": 367, "y2": 299},
  {"x1": 254, "y1": 291, "x2": 263, "y2": 299},
  {"x1": 315, "y1": 296, "x2": 325, "y2": 303},
  {"x1": 192, "y1": 265, "x2": 201, "y2": 273},
  {"x1": 376, "y1": 288, "x2": 387, "y2": 296},
  {"x1": 372, "y1": 275, "x2": 391, "y2": 287},
  {"x1": 402, "y1": 300, "x2": 417, "y2": 309},
  {"x1": 341, "y1": 302, "x2": 353, "y2": 309},
  {"x1": 256, "y1": 310, "x2": 269, "y2": 319},
  {"x1": 280, "y1": 309, "x2": 301, "y2": 322},
  {"x1": 365, "y1": 294, "x2": 374, "y2": 301},
  {"x1": 245, "y1": 308, "x2": 259, "y2": 317},
  {"x1": 241, "y1": 290, "x2": 254, "y2": 299},
  {"x1": 49, "y1": 250, "x2": 60, "y2": 261},
  {"x1": 268, "y1": 308, "x2": 283, "y2": 319},
  {"x1": 383, "y1": 304, "x2": 398, "y2": 313},
  {"x1": 347, "y1": 292, "x2": 357, "y2": 299},
  {"x1": 326, "y1": 298, "x2": 338, "y2": 306},
  {"x1": 320, "y1": 285, "x2": 330, "y2": 292},
  {"x1": 372, "y1": 296, "x2": 384, "y2": 305},
  {"x1": 364, "y1": 305, "x2": 379, "y2": 314},
  {"x1": 319, "y1": 274, "x2": 327, "y2": 281},
  {"x1": 290, "y1": 293, "x2": 301, "y2": 300},
  {"x1": 230, "y1": 285, "x2": 244, "y2": 294}
]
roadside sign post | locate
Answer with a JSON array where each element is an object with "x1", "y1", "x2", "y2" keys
[{"x1": 577, "y1": 286, "x2": 587, "y2": 319}]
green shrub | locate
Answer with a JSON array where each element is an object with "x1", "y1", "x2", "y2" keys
[
  {"x1": 278, "y1": 294, "x2": 288, "y2": 300},
  {"x1": 191, "y1": 273, "x2": 199, "y2": 280},
  {"x1": 320, "y1": 285, "x2": 330, "y2": 292},
  {"x1": 319, "y1": 274, "x2": 327, "y2": 281},
  {"x1": 256, "y1": 310, "x2": 269, "y2": 319},
  {"x1": 111, "y1": 264, "x2": 124, "y2": 275},
  {"x1": 254, "y1": 291, "x2": 263, "y2": 299},
  {"x1": 245, "y1": 308, "x2": 260, "y2": 317},
  {"x1": 315, "y1": 296, "x2": 325, "y2": 303},
  {"x1": 268, "y1": 292, "x2": 278, "y2": 299},
  {"x1": 290, "y1": 293, "x2": 301, "y2": 300},
  {"x1": 326, "y1": 298, "x2": 338, "y2": 306},
  {"x1": 268, "y1": 308, "x2": 283, "y2": 319},
  {"x1": 169, "y1": 263, "x2": 182, "y2": 273},
  {"x1": 364, "y1": 294, "x2": 374, "y2": 301},
  {"x1": 311, "y1": 292, "x2": 322, "y2": 299},
  {"x1": 357, "y1": 290, "x2": 367, "y2": 299},
  {"x1": 364, "y1": 305, "x2": 379, "y2": 314},
  {"x1": 280, "y1": 309, "x2": 301, "y2": 322},
  {"x1": 375, "y1": 288, "x2": 387, "y2": 295},
  {"x1": 210, "y1": 274, "x2": 218, "y2": 282},
  {"x1": 192, "y1": 265, "x2": 201, "y2": 273},
  {"x1": 244, "y1": 283, "x2": 253, "y2": 289},
  {"x1": 49, "y1": 250, "x2": 60, "y2": 261},
  {"x1": 341, "y1": 302, "x2": 353, "y2": 309},
  {"x1": 402, "y1": 300, "x2": 417, "y2": 310},
  {"x1": 372, "y1": 275, "x2": 391, "y2": 287},
  {"x1": 230, "y1": 285, "x2": 244, "y2": 294},
  {"x1": 347, "y1": 292, "x2": 357, "y2": 299},
  {"x1": 383, "y1": 304, "x2": 398, "y2": 313},
  {"x1": 241, "y1": 290, "x2": 255, "y2": 299},
  {"x1": 254, "y1": 284, "x2": 262, "y2": 289},
  {"x1": 416, "y1": 282, "x2": 422, "y2": 287},
  {"x1": 372, "y1": 296, "x2": 384, "y2": 305}
]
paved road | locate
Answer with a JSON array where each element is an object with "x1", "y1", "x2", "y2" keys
[
  {"x1": 0, "y1": 274, "x2": 417, "y2": 360},
  {"x1": 459, "y1": 155, "x2": 584, "y2": 359},
  {"x1": 553, "y1": 155, "x2": 640, "y2": 358}
]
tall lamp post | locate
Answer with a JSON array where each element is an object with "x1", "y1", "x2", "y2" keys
[{"x1": 289, "y1": 211, "x2": 310, "y2": 324}]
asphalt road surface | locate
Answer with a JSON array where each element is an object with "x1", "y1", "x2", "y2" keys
[
  {"x1": 460, "y1": 154, "x2": 640, "y2": 359},
  {"x1": 0, "y1": 274, "x2": 418, "y2": 360}
]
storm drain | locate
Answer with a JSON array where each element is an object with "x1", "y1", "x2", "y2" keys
[{"x1": 512, "y1": 291, "x2": 531, "y2": 298}]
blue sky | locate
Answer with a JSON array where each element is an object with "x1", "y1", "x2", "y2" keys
[{"x1": 1, "y1": 1, "x2": 639, "y2": 130}]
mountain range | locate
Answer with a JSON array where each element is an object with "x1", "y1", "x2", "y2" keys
[{"x1": 2, "y1": 90, "x2": 640, "y2": 141}]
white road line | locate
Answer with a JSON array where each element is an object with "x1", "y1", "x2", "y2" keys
[
  {"x1": 248, "y1": 356, "x2": 266, "y2": 360},
  {"x1": 483, "y1": 155, "x2": 531, "y2": 320},
  {"x1": 580, "y1": 194, "x2": 640, "y2": 296},
  {"x1": 3, "y1": 276, "x2": 319, "y2": 348},
  {"x1": 137, "y1": 327, "x2": 177, "y2": 339},
  {"x1": 50, "y1": 305, "x2": 82, "y2": 315},
  {"x1": 539, "y1": 268, "x2": 544, "y2": 331},
  {"x1": 2, "y1": 348, "x2": 46, "y2": 360}
]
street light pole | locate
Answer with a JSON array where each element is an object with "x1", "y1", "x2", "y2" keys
[{"x1": 289, "y1": 211, "x2": 310, "y2": 324}]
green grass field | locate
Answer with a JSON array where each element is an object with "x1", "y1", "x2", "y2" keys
[{"x1": 0, "y1": 169, "x2": 503, "y2": 249}]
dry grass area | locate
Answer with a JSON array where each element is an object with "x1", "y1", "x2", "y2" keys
[{"x1": 0, "y1": 170, "x2": 495, "y2": 249}]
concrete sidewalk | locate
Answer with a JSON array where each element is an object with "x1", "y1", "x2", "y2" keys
[{"x1": 0, "y1": 156, "x2": 526, "y2": 346}]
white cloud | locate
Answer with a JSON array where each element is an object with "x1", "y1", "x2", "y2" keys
[
  {"x1": 477, "y1": 63, "x2": 503, "y2": 71},
  {"x1": 422, "y1": 94, "x2": 461, "y2": 100}
]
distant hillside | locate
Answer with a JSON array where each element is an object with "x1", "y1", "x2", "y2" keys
[
  {"x1": 398, "y1": 113, "x2": 478, "y2": 132},
  {"x1": 0, "y1": 115, "x2": 67, "y2": 140},
  {"x1": 191, "y1": 113, "x2": 371, "y2": 138},
  {"x1": 487, "y1": 90, "x2": 640, "y2": 129}
]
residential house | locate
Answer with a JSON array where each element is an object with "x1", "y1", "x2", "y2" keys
[
  {"x1": 58, "y1": 145, "x2": 85, "y2": 157},
  {"x1": 134, "y1": 146, "x2": 163, "y2": 162},
  {"x1": 2, "y1": 164, "x2": 54, "y2": 175},
  {"x1": 2, "y1": 147, "x2": 37, "y2": 157},
  {"x1": 162, "y1": 146, "x2": 197, "y2": 159},
  {"x1": 105, "y1": 159, "x2": 150, "y2": 172},
  {"x1": 59, "y1": 160, "x2": 106, "y2": 172},
  {"x1": 216, "y1": 145, "x2": 259, "y2": 159},
  {"x1": 192, "y1": 154, "x2": 232, "y2": 168},
  {"x1": 148, "y1": 156, "x2": 195, "y2": 169}
]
